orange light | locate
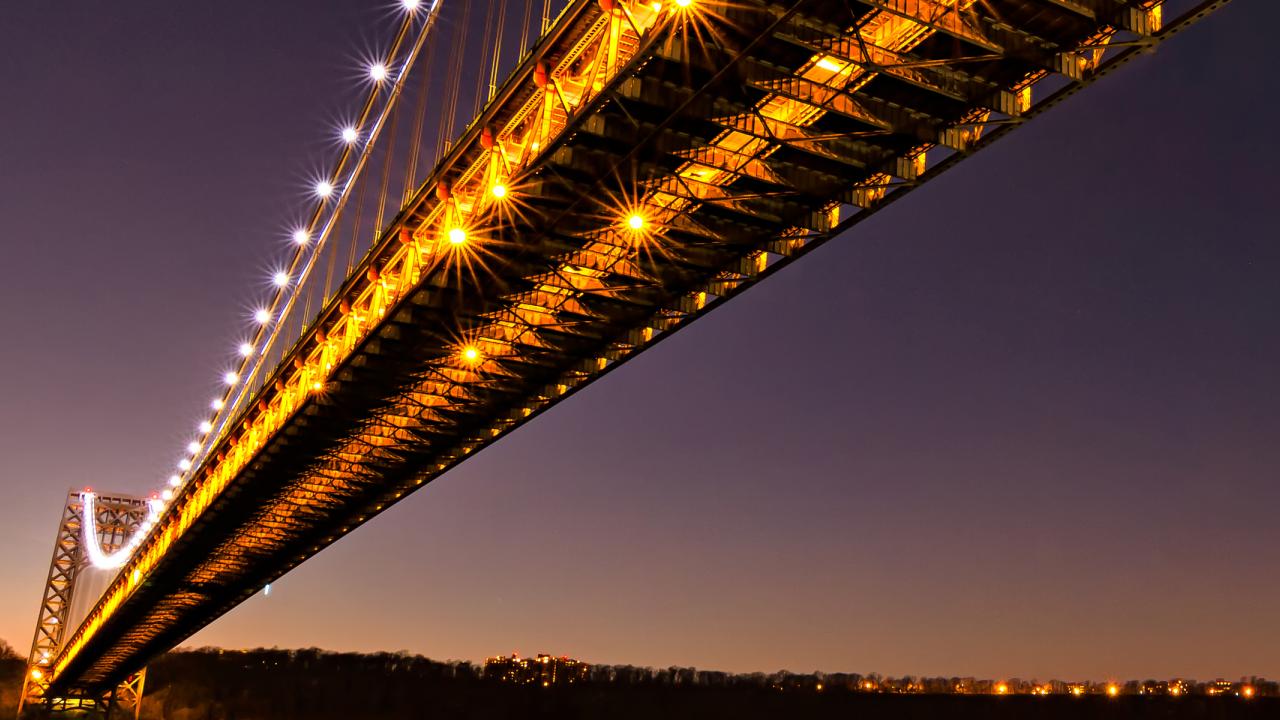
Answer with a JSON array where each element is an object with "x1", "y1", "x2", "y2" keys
[
  {"x1": 30, "y1": 669, "x2": 43, "y2": 680},
  {"x1": 1107, "y1": 685, "x2": 1119, "y2": 698},
  {"x1": 1243, "y1": 686, "x2": 1255, "y2": 699},
  {"x1": 995, "y1": 683, "x2": 1008, "y2": 695},
  {"x1": 491, "y1": 184, "x2": 507, "y2": 199},
  {"x1": 626, "y1": 213, "x2": 645, "y2": 231},
  {"x1": 448, "y1": 227, "x2": 467, "y2": 245},
  {"x1": 462, "y1": 346, "x2": 481, "y2": 363},
  {"x1": 675, "y1": 0, "x2": 692, "y2": 7}
]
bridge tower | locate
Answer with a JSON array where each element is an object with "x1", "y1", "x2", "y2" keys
[{"x1": 18, "y1": 491, "x2": 151, "y2": 719}]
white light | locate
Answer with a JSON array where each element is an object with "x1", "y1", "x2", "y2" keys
[
  {"x1": 401, "y1": 0, "x2": 421, "y2": 10},
  {"x1": 82, "y1": 493, "x2": 147, "y2": 569},
  {"x1": 168, "y1": 475, "x2": 182, "y2": 487},
  {"x1": 161, "y1": 490, "x2": 174, "y2": 501},
  {"x1": 224, "y1": 371, "x2": 239, "y2": 385},
  {"x1": 264, "y1": 583, "x2": 272, "y2": 596},
  {"x1": 369, "y1": 63, "x2": 389, "y2": 83},
  {"x1": 199, "y1": 420, "x2": 213, "y2": 433},
  {"x1": 292, "y1": 228, "x2": 310, "y2": 246},
  {"x1": 186, "y1": 441, "x2": 201, "y2": 454},
  {"x1": 341, "y1": 126, "x2": 359, "y2": 144},
  {"x1": 178, "y1": 458, "x2": 192, "y2": 471},
  {"x1": 211, "y1": 398, "x2": 225, "y2": 410},
  {"x1": 238, "y1": 342, "x2": 254, "y2": 357},
  {"x1": 254, "y1": 308, "x2": 272, "y2": 324},
  {"x1": 816, "y1": 57, "x2": 845, "y2": 72},
  {"x1": 272, "y1": 271, "x2": 290, "y2": 288},
  {"x1": 315, "y1": 180, "x2": 335, "y2": 199}
]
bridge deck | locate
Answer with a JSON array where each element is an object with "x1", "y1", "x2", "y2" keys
[{"x1": 48, "y1": 0, "x2": 1224, "y2": 693}]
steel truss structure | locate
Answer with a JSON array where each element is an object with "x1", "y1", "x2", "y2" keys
[
  {"x1": 20, "y1": 492, "x2": 149, "y2": 718},
  {"x1": 41, "y1": 0, "x2": 1230, "y2": 699}
]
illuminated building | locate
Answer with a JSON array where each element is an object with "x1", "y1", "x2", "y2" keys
[{"x1": 484, "y1": 653, "x2": 590, "y2": 686}]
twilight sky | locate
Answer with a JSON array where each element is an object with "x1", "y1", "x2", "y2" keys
[{"x1": 1, "y1": 1, "x2": 1276, "y2": 681}]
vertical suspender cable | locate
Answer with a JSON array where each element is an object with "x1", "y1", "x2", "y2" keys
[
  {"x1": 519, "y1": 0, "x2": 534, "y2": 56},
  {"x1": 373, "y1": 99, "x2": 402, "y2": 238},
  {"x1": 404, "y1": 42, "x2": 436, "y2": 202}
]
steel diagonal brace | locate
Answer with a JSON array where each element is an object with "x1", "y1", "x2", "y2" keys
[
  {"x1": 1037, "y1": 0, "x2": 1164, "y2": 36},
  {"x1": 860, "y1": 0, "x2": 1092, "y2": 79}
]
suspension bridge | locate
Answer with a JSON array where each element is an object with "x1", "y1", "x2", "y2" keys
[{"x1": 19, "y1": 0, "x2": 1231, "y2": 715}]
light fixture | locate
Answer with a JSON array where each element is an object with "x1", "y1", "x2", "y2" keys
[
  {"x1": 198, "y1": 420, "x2": 213, "y2": 434},
  {"x1": 292, "y1": 228, "x2": 310, "y2": 246},
  {"x1": 211, "y1": 398, "x2": 225, "y2": 410},
  {"x1": 369, "y1": 62, "x2": 389, "y2": 83},
  {"x1": 340, "y1": 126, "x2": 359, "y2": 144},
  {"x1": 178, "y1": 458, "x2": 192, "y2": 471},
  {"x1": 273, "y1": 271, "x2": 290, "y2": 288},
  {"x1": 315, "y1": 180, "x2": 335, "y2": 199},
  {"x1": 462, "y1": 345, "x2": 480, "y2": 363},
  {"x1": 448, "y1": 227, "x2": 466, "y2": 245},
  {"x1": 490, "y1": 183, "x2": 507, "y2": 199},
  {"x1": 168, "y1": 475, "x2": 182, "y2": 487},
  {"x1": 223, "y1": 371, "x2": 239, "y2": 385},
  {"x1": 254, "y1": 308, "x2": 272, "y2": 324},
  {"x1": 238, "y1": 342, "x2": 254, "y2": 357},
  {"x1": 627, "y1": 213, "x2": 645, "y2": 230},
  {"x1": 186, "y1": 441, "x2": 201, "y2": 454}
]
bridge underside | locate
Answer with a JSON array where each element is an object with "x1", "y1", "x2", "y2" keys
[{"x1": 48, "y1": 0, "x2": 1223, "y2": 695}]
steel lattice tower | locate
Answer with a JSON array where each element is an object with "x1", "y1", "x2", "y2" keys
[{"x1": 19, "y1": 492, "x2": 151, "y2": 719}]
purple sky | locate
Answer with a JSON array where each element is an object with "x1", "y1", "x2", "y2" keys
[{"x1": 1, "y1": 2, "x2": 1276, "y2": 680}]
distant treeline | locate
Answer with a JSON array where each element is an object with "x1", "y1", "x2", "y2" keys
[{"x1": 1, "y1": 640, "x2": 1276, "y2": 719}]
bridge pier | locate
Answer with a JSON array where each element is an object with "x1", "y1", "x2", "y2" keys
[{"x1": 17, "y1": 670, "x2": 144, "y2": 720}]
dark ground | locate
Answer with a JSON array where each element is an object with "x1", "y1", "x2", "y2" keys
[{"x1": 3, "y1": 646, "x2": 1274, "y2": 719}]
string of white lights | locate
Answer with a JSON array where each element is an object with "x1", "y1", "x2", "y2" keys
[{"x1": 82, "y1": 0, "x2": 443, "y2": 570}]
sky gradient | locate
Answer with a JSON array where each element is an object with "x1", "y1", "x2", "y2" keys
[{"x1": 1, "y1": 2, "x2": 1276, "y2": 680}]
